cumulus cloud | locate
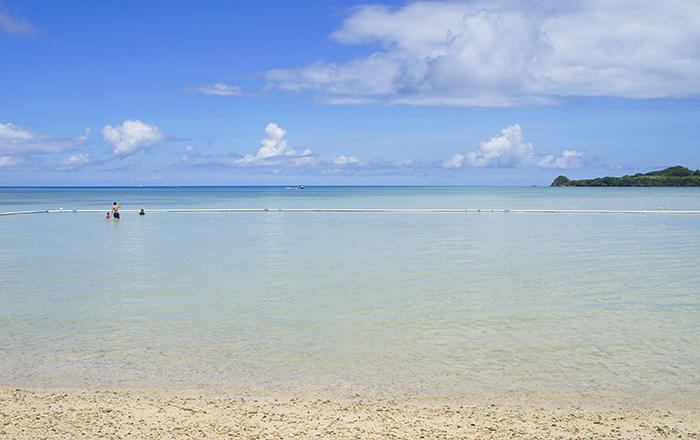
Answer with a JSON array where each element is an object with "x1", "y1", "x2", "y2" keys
[
  {"x1": 57, "y1": 152, "x2": 91, "y2": 169},
  {"x1": 102, "y1": 119, "x2": 164, "y2": 156},
  {"x1": 465, "y1": 124, "x2": 536, "y2": 167},
  {"x1": 0, "y1": 122, "x2": 89, "y2": 154},
  {"x1": 536, "y1": 150, "x2": 586, "y2": 169},
  {"x1": 0, "y1": 122, "x2": 34, "y2": 143},
  {"x1": 266, "y1": 1, "x2": 700, "y2": 106},
  {"x1": 445, "y1": 124, "x2": 586, "y2": 169},
  {"x1": 0, "y1": 8, "x2": 37, "y2": 37},
  {"x1": 443, "y1": 154, "x2": 464, "y2": 169},
  {"x1": 191, "y1": 123, "x2": 372, "y2": 171},
  {"x1": 186, "y1": 83, "x2": 243, "y2": 96},
  {"x1": 256, "y1": 123, "x2": 295, "y2": 159},
  {"x1": 236, "y1": 123, "x2": 312, "y2": 165}
]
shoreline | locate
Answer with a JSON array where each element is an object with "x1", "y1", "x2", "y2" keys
[{"x1": 2, "y1": 387, "x2": 698, "y2": 439}]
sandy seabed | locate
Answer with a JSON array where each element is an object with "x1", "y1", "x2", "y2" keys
[{"x1": 1, "y1": 388, "x2": 698, "y2": 439}]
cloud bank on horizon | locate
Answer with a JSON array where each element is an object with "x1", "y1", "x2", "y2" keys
[
  {"x1": 0, "y1": 123, "x2": 90, "y2": 169},
  {"x1": 264, "y1": 0, "x2": 700, "y2": 106},
  {"x1": 0, "y1": 119, "x2": 166, "y2": 170},
  {"x1": 0, "y1": 117, "x2": 607, "y2": 174},
  {"x1": 0, "y1": 123, "x2": 90, "y2": 154},
  {"x1": 187, "y1": 122, "x2": 583, "y2": 175}
]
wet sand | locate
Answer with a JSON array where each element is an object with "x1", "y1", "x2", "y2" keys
[{"x1": 1, "y1": 388, "x2": 698, "y2": 439}]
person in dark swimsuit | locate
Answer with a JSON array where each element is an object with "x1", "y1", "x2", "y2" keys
[{"x1": 112, "y1": 202, "x2": 120, "y2": 219}]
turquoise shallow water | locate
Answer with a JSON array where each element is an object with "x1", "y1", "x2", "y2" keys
[{"x1": 1, "y1": 187, "x2": 699, "y2": 395}]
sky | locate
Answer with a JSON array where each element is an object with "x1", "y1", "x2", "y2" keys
[{"x1": 1, "y1": 0, "x2": 699, "y2": 186}]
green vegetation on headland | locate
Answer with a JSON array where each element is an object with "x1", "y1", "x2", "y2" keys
[{"x1": 551, "y1": 166, "x2": 700, "y2": 187}]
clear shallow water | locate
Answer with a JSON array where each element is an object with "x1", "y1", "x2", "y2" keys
[
  {"x1": 1, "y1": 187, "x2": 699, "y2": 395},
  {"x1": 2, "y1": 185, "x2": 700, "y2": 211}
]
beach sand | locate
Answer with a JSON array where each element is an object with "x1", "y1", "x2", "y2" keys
[{"x1": 1, "y1": 388, "x2": 697, "y2": 439}]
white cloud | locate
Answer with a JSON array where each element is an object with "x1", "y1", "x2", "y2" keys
[
  {"x1": 256, "y1": 123, "x2": 293, "y2": 159},
  {"x1": 181, "y1": 144, "x2": 195, "y2": 161},
  {"x1": 0, "y1": 122, "x2": 34, "y2": 140},
  {"x1": 445, "y1": 124, "x2": 586, "y2": 169},
  {"x1": 102, "y1": 119, "x2": 164, "y2": 156},
  {"x1": 265, "y1": 1, "x2": 700, "y2": 106},
  {"x1": 267, "y1": 55, "x2": 402, "y2": 96},
  {"x1": 0, "y1": 122, "x2": 89, "y2": 154},
  {"x1": 186, "y1": 83, "x2": 243, "y2": 96},
  {"x1": 219, "y1": 123, "x2": 378, "y2": 171},
  {"x1": 236, "y1": 122, "x2": 309, "y2": 165},
  {"x1": 0, "y1": 8, "x2": 37, "y2": 37},
  {"x1": 197, "y1": 123, "x2": 584, "y2": 175},
  {"x1": 465, "y1": 124, "x2": 535, "y2": 167},
  {"x1": 536, "y1": 150, "x2": 586, "y2": 169},
  {"x1": 58, "y1": 152, "x2": 91, "y2": 169},
  {"x1": 333, "y1": 155, "x2": 360, "y2": 166},
  {"x1": 0, "y1": 155, "x2": 23, "y2": 167},
  {"x1": 443, "y1": 154, "x2": 464, "y2": 169}
]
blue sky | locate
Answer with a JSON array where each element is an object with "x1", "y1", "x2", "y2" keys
[{"x1": 1, "y1": 0, "x2": 699, "y2": 186}]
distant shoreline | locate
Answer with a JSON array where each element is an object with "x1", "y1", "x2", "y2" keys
[{"x1": 552, "y1": 166, "x2": 700, "y2": 187}]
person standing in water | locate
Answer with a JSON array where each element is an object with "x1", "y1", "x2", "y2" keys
[{"x1": 112, "y1": 202, "x2": 120, "y2": 219}]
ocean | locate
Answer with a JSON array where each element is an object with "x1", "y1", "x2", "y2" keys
[{"x1": 1, "y1": 186, "x2": 699, "y2": 396}]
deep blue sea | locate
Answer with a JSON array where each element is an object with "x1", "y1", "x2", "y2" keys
[{"x1": 1, "y1": 186, "x2": 699, "y2": 396}]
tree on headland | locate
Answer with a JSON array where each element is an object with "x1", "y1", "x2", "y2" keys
[
  {"x1": 551, "y1": 166, "x2": 700, "y2": 187},
  {"x1": 551, "y1": 176, "x2": 570, "y2": 186}
]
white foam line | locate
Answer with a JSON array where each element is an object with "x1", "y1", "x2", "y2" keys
[
  {"x1": 509, "y1": 209, "x2": 700, "y2": 215},
  {"x1": 3, "y1": 208, "x2": 700, "y2": 216},
  {"x1": 0, "y1": 210, "x2": 49, "y2": 216}
]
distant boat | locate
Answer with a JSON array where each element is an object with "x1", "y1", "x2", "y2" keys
[{"x1": 298, "y1": 185, "x2": 304, "y2": 189}]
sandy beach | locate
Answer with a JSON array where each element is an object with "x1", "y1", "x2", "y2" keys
[{"x1": 1, "y1": 388, "x2": 698, "y2": 439}]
